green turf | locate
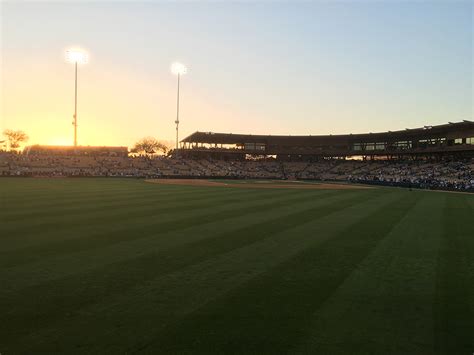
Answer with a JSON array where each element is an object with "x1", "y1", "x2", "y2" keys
[{"x1": 1, "y1": 178, "x2": 473, "y2": 354}]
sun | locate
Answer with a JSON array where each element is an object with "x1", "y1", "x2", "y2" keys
[{"x1": 47, "y1": 137, "x2": 72, "y2": 146}]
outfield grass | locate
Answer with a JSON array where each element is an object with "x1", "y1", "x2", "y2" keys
[{"x1": 1, "y1": 178, "x2": 473, "y2": 354}]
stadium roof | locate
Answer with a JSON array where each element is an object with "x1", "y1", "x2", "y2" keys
[{"x1": 182, "y1": 120, "x2": 474, "y2": 145}]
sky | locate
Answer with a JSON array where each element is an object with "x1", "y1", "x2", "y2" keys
[{"x1": 0, "y1": 0, "x2": 472, "y2": 148}]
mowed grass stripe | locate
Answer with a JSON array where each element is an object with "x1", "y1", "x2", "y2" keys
[
  {"x1": 5, "y1": 182, "x2": 218, "y2": 219},
  {"x1": 0, "y1": 189, "x2": 336, "y2": 264},
  {"x1": 2, "y1": 179, "x2": 233, "y2": 212},
  {"x1": 1, "y1": 189, "x2": 361, "y2": 294},
  {"x1": 0, "y1": 190, "x2": 373, "y2": 347},
  {"x1": 4, "y1": 189, "x2": 392, "y2": 350},
  {"x1": 65, "y1": 191, "x2": 405, "y2": 354},
  {"x1": 297, "y1": 191, "x2": 445, "y2": 354},
  {"x1": 2, "y1": 181, "x2": 249, "y2": 220},
  {"x1": 434, "y1": 194, "x2": 474, "y2": 354},
  {"x1": 1, "y1": 185, "x2": 289, "y2": 237},
  {"x1": 1, "y1": 186, "x2": 269, "y2": 251},
  {"x1": 0, "y1": 191, "x2": 367, "y2": 298},
  {"x1": 145, "y1": 191, "x2": 421, "y2": 354},
  {"x1": 1, "y1": 178, "x2": 155, "y2": 205}
]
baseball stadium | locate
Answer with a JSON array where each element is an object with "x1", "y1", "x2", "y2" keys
[
  {"x1": 1, "y1": 120, "x2": 474, "y2": 354},
  {"x1": 2, "y1": 1, "x2": 473, "y2": 354}
]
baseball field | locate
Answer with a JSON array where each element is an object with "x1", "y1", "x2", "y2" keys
[{"x1": 1, "y1": 177, "x2": 473, "y2": 354}]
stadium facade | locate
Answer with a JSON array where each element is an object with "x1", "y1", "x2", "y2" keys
[{"x1": 178, "y1": 121, "x2": 474, "y2": 160}]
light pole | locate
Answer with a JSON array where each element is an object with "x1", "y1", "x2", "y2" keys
[
  {"x1": 171, "y1": 62, "x2": 187, "y2": 152},
  {"x1": 66, "y1": 49, "x2": 88, "y2": 147}
]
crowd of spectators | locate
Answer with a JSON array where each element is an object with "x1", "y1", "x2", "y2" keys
[{"x1": 1, "y1": 151, "x2": 473, "y2": 192}]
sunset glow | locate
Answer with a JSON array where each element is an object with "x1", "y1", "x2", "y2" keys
[
  {"x1": 1, "y1": 2, "x2": 471, "y2": 149},
  {"x1": 46, "y1": 136, "x2": 75, "y2": 146}
]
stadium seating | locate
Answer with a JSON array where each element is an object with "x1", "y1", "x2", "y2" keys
[{"x1": 1, "y1": 151, "x2": 473, "y2": 192}]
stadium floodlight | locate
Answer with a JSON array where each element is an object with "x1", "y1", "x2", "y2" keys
[
  {"x1": 171, "y1": 62, "x2": 188, "y2": 152},
  {"x1": 66, "y1": 48, "x2": 89, "y2": 147},
  {"x1": 171, "y1": 62, "x2": 187, "y2": 76},
  {"x1": 66, "y1": 49, "x2": 88, "y2": 64}
]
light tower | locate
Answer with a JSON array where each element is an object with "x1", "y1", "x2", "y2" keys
[
  {"x1": 66, "y1": 49, "x2": 88, "y2": 147},
  {"x1": 171, "y1": 62, "x2": 187, "y2": 151}
]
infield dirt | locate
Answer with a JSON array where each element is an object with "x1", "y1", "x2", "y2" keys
[{"x1": 146, "y1": 179, "x2": 372, "y2": 190}]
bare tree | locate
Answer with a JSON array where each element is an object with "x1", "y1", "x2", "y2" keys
[
  {"x1": 3, "y1": 130, "x2": 29, "y2": 151},
  {"x1": 131, "y1": 137, "x2": 169, "y2": 156}
]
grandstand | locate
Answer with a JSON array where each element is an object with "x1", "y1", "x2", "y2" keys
[{"x1": 178, "y1": 121, "x2": 474, "y2": 160}]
